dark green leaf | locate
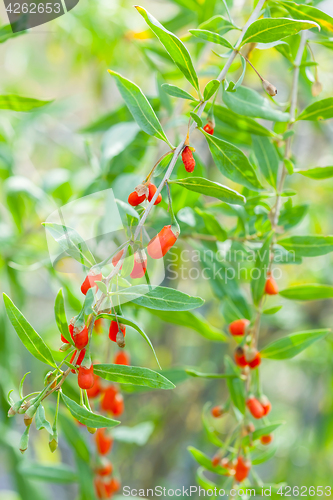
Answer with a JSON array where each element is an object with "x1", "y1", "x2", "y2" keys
[
  {"x1": 116, "y1": 285, "x2": 204, "y2": 311},
  {"x1": 188, "y1": 446, "x2": 229, "y2": 475},
  {"x1": 241, "y1": 18, "x2": 319, "y2": 45},
  {"x1": 212, "y1": 103, "x2": 275, "y2": 136},
  {"x1": 93, "y1": 364, "x2": 175, "y2": 389},
  {"x1": 189, "y1": 29, "x2": 233, "y2": 49},
  {"x1": 170, "y1": 177, "x2": 245, "y2": 204},
  {"x1": 198, "y1": 15, "x2": 238, "y2": 36},
  {"x1": 278, "y1": 235, "x2": 333, "y2": 257},
  {"x1": 252, "y1": 445, "x2": 277, "y2": 465},
  {"x1": 280, "y1": 284, "x2": 333, "y2": 301},
  {"x1": 61, "y1": 393, "x2": 120, "y2": 428},
  {"x1": 195, "y1": 208, "x2": 227, "y2": 242},
  {"x1": 242, "y1": 421, "x2": 285, "y2": 446},
  {"x1": 252, "y1": 136, "x2": 279, "y2": 188},
  {"x1": 161, "y1": 83, "x2": 196, "y2": 100},
  {"x1": 58, "y1": 411, "x2": 90, "y2": 462},
  {"x1": 261, "y1": 329, "x2": 330, "y2": 359},
  {"x1": 297, "y1": 98, "x2": 333, "y2": 121},
  {"x1": 186, "y1": 368, "x2": 238, "y2": 379},
  {"x1": 0, "y1": 95, "x2": 52, "y2": 112},
  {"x1": 278, "y1": 204, "x2": 308, "y2": 230}
]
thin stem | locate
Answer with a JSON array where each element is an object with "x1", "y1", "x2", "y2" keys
[{"x1": 240, "y1": 54, "x2": 264, "y2": 81}]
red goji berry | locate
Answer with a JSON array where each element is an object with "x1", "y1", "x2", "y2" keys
[
  {"x1": 109, "y1": 321, "x2": 126, "y2": 343},
  {"x1": 147, "y1": 225, "x2": 179, "y2": 259},
  {"x1": 265, "y1": 275, "x2": 279, "y2": 295},
  {"x1": 246, "y1": 396, "x2": 265, "y2": 419},
  {"x1": 101, "y1": 386, "x2": 118, "y2": 412},
  {"x1": 245, "y1": 347, "x2": 261, "y2": 369},
  {"x1": 86, "y1": 374, "x2": 101, "y2": 398},
  {"x1": 260, "y1": 395, "x2": 271, "y2": 416},
  {"x1": 130, "y1": 250, "x2": 147, "y2": 279},
  {"x1": 211, "y1": 454, "x2": 220, "y2": 467},
  {"x1": 182, "y1": 146, "x2": 195, "y2": 173},
  {"x1": 211, "y1": 405, "x2": 224, "y2": 418},
  {"x1": 111, "y1": 393, "x2": 124, "y2": 416},
  {"x1": 234, "y1": 456, "x2": 251, "y2": 482},
  {"x1": 203, "y1": 122, "x2": 214, "y2": 135},
  {"x1": 78, "y1": 364, "x2": 94, "y2": 390},
  {"x1": 81, "y1": 270, "x2": 102, "y2": 295},
  {"x1": 95, "y1": 428, "x2": 113, "y2": 455},
  {"x1": 96, "y1": 458, "x2": 113, "y2": 476},
  {"x1": 70, "y1": 321, "x2": 89, "y2": 350},
  {"x1": 260, "y1": 434, "x2": 273, "y2": 445},
  {"x1": 229, "y1": 319, "x2": 250, "y2": 336},
  {"x1": 112, "y1": 249, "x2": 124, "y2": 269},
  {"x1": 114, "y1": 350, "x2": 130, "y2": 366},
  {"x1": 234, "y1": 346, "x2": 248, "y2": 368},
  {"x1": 70, "y1": 349, "x2": 86, "y2": 373},
  {"x1": 148, "y1": 183, "x2": 162, "y2": 205}
]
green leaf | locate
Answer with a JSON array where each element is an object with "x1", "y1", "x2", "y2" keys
[
  {"x1": 296, "y1": 166, "x2": 333, "y2": 179},
  {"x1": 212, "y1": 103, "x2": 275, "y2": 136},
  {"x1": 261, "y1": 329, "x2": 330, "y2": 360},
  {"x1": 278, "y1": 204, "x2": 308, "y2": 230},
  {"x1": 18, "y1": 463, "x2": 78, "y2": 483},
  {"x1": 54, "y1": 289, "x2": 72, "y2": 345},
  {"x1": 116, "y1": 285, "x2": 204, "y2": 311},
  {"x1": 185, "y1": 368, "x2": 238, "y2": 379},
  {"x1": 190, "y1": 111, "x2": 203, "y2": 128},
  {"x1": 188, "y1": 446, "x2": 229, "y2": 475},
  {"x1": 252, "y1": 445, "x2": 278, "y2": 465},
  {"x1": 203, "y1": 79, "x2": 221, "y2": 101},
  {"x1": 195, "y1": 208, "x2": 227, "y2": 242},
  {"x1": 203, "y1": 131, "x2": 263, "y2": 191},
  {"x1": 189, "y1": 29, "x2": 233, "y2": 49},
  {"x1": 225, "y1": 355, "x2": 245, "y2": 414},
  {"x1": 81, "y1": 287, "x2": 95, "y2": 316},
  {"x1": 278, "y1": 235, "x2": 333, "y2": 257},
  {"x1": 223, "y1": 86, "x2": 290, "y2": 122},
  {"x1": 0, "y1": 23, "x2": 26, "y2": 44},
  {"x1": 196, "y1": 467, "x2": 217, "y2": 490},
  {"x1": 43, "y1": 222, "x2": 95, "y2": 268},
  {"x1": 252, "y1": 136, "x2": 279, "y2": 188},
  {"x1": 0, "y1": 95, "x2": 52, "y2": 112},
  {"x1": 136, "y1": 6, "x2": 199, "y2": 92},
  {"x1": 35, "y1": 405, "x2": 53, "y2": 435},
  {"x1": 161, "y1": 83, "x2": 196, "y2": 100},
  {"x1": 280, "y1": 284, "x2": 333, "y2": 301},
  {"x1": 198, "y1": 15, "x2": 238, "y2": 36},
  {"x1": 278, "y1": 1, "x2": 333, "y2": 34},
  {"x1": 19, "y1": 372, "x2": 30, "y2": 399},
  {"x1": 251, "y1": 234, "x2": 273, "y2": 305},
  {"x1": 93, "y1": 364, "x2": 175, "y2": 390},
  {"x1": 58, "y1": 411, "x2": 90, "y2": 462},
  {"x1": 3, "y1": 293, "x2": 56, "y2": 368},
  {"x1": 112, "y1": 421, "x2": 154, "y2": 445},
  {"x1": 169, "y1": 177, "x2": 245, "y2": 204},
  {"x1": 241, "y1": 18, "x2": 319, "y2": 45},
  {"x1": 242, "y1": 422, "x2": 285, "y2": 446},
  {"x1": 297, "y1": 98, "x2": 333, "y2": 121},
  {"x1": 61, "y1": 393, "x2": 120, "y2": 428},
  {"x1": 108, "y1": 70, "x2": 171, "y2": 145},
  {"x1": 263, "y1": 306, "x2": 283, "y2": 315}
]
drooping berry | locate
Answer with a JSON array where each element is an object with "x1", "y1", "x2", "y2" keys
[
  {"x1": 112, "y1": 249, "x2": 124, "y2": 269},
  {"x1": 111, "y1": 393, "x2": 124, "y2": 416},
  {"x1": 109, "y1": 478, "x2": 120, "y2": 494},
  {"x1": 203, "y1": 122, "x2": 214, "y2": 135},
  {"x1": 148, "y1": 183, "x2": 162, "y2": 205},
  {"x1": 246, "y1": 396, "x2": 265, "y2": 419},
  {"x1": 95, "y1": 427, "x2": 113, "y2": 455},
  {"x1": 147, "y1": 225, "x2": 179, "y2": 259},
  {"x1": 70, "y1": 321, "x2": 89, "y2": 350},
  {"x1": 130, "y1": 250, "x2": 147, "y2": 279},
  {"x1": 260, "y1": 434, "x2": 273, "y2": 445},
  {"x1": 81, "y1": 270, "x2": 103, "y2": 295},
  {"x1": 234, "y1": 346, "x2": 248, "y2": 368},
  {"x1": 211, "y1": 405, "x2": 224, "y2": 418},
  {"x1": 70, "y1": 349, "x2": 86, "y2": 373},
  {"x1": 229, "y1": 319, "x2": 250, "y2": 336},
  {"x1": 78, "y1": 364, "x2": 94, "y2": 390},
  {"x1": 245, "y1": 348, "x2": 261, "y2": 369},
  {"x1": 61, "y1": 333, "x2": 69, "y2": 344},
  {"x1": 109, "y1": 321, "x2": 126, "y2": 343},
  {"x1": 96, "y1": 458, "x2": 113, "y2": 476},
  {"x1": 128, "y1": 184, "x2": 148, "y2": 207},
  {"x1": 114, "y1": 350, "x2": 130, "y2": 366},
  {"x1": 211, "y1": 454, "x2": 220, "y2": 467},
  {"x1": 260, "y1": 395, "x2": 271, "y2": 416},
  {"x1": 265, "y1": 275, "x2": 279, "y2": 295},
  {"x1": 101, "y1": 385, "x2": 118, "y2": 412},
  {"x1": 234, "y1": 456, "x2": 251, "y2": 482},
  {"x1": 182, "y1": 146, "x2": 195, "y2": 173},
  {"x1": 86, "y1": 374, "x2": 101, "y2": 398}
]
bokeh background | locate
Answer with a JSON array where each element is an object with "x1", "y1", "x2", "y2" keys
[{"x1": 1, "y1": 0, "x2": 333, "y2": 498}]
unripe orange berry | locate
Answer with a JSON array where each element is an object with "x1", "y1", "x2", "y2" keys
[
  {"x1": 81, "y1": 270, "x2": 102, "y2": 295},
  {"x1": 211, "y1": 454, "x2": 220, "y2": 467},
  {"x1": 229, "y1": 319, "x2": 250, "y2": 336},
  {"x1": 109, "y1": 321, "x2": 126, "y2": 343},
  {"x1": 78, "y1": 364, "x2": 94, "y2": 390},
  {"x1": 211, "y1": 405, "x2": 224, "y2": 418},
  {"x1": 260, "y1": 434, "x2": 273, "y2": 445},
  {"x1": 70, "y1": 349, "x2": 86, "y2": 373},
  {"x1": 234, "y1": 346, "x2": 248, "y2": 368},
  {"x1": 148, "y1": 183, "x2": 162, "y2": 205},
  {"x1": 246, "y1": 396, "x2": 265, "y2": 419},
  {"x1": 203, "y1": 122, "x2": 214, "y2": 135},
  {"x1": 95, "y1": 427, "x2": 113, "y2": 455},
  {"x1": 109, "y1": 477, "x2": 120, "y2": 493},
  {"x1": 101, "y1": 385, "x2": 118, "y2": 412},
  {"x1": 114, "y1": 350, "x2": 130, "y2": 366},
  {"x1": 147, "y1": 225, "x2": 179, "y2": 259},
  {"x1": 128, "y1": 190, "x2": 146, "y2": 206},
  {"x1": 234, "y1": 456, "x2": 251, "y2": 482},
  {"x1": 182, "y1": 146, "x2": 195, "y2": 172},
  {"x1": 265, "y1": 275, "x2": 279, "y2": 295},
  {"x1": 130, "y1": 251, "x2": 147, "y2": 279}
]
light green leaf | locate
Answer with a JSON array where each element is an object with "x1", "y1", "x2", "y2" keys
[
  {"x1": 190, "y1": 111, "x2": 203, "y2": 128},
  {"x1": 242, "y1": 422, "x2": 285, "y2": 446},
  {"x1": 251, "y1": 234, "x2": 273, "y2": 305},
  {"x1": 0, "y1": 95, "x2": 52, "y2": 112},
  {"x1": 241, "y1": 18, "x2": 319, "y2": 45},
  {"x1": 188, "y1": 446, "x2": 229, "y2": 475},
  {"x1": 203, "y1": 79, "x2": 221, "y2": 101},
  {"x1": 169, "y1": 177, "x2": 245, "y2": 204},
  {"x1": 252, "y1": 136, "x2": 279, "y2": 188},
  {"x1": 189, "y1": 29, "x2": 233, "y2": 49},
  {"x1": 54, "y1": 288, "x2": 72, "y2": 345},
  {"x1": 252, "y1": 445, "x2": 278, "y2": 465},
  {"x1": 108, "y1": 70, "x2": 171, "y2": 145},
  {"x1": 297, "y1": 98, "x2": 333, "y2": 121},
  {"x1": 35, "y1": 405, "x2": 53, "y2": 435},
  {"x1": 19, "y1": 372, "x2": 30, "y2": 399},
  {"x1": 296, "y1": 166, "x2": 333, "y2": 179},
  {"x1": 196, "y1": 467, "x2": 217, "y2": 490},
  {"x1": 279, "y1": 1, "x2": 333, "y2": 34},
  {"x1": 136, "y1": 6, "x2": 199, "y2": 92},
  {"x1": 195, "y1": 208, "x2": 227, "y2": 242},
  {"x1": 203, "y1": 131, "x2": 263, "y2": 191},
  {"x1": 212, "y1": 103, "x2": 275, "y2": 136},
  {"x1": 261, "y1": 329, "x2": 330, "y2": 359},
  {"x1": 18, "y1": 463, "x2": 78, "y2": 483},
  {"x1": 278, "y1": 235, "x2": 333, "y2": 257},
  {"x1": 263, "y1": 306, "x2": 283, "y2": 315},
  {"x1": 0, "y1": 23, "x2": 26, "y2": 43},
  {"x1": 93, "y1": 364, "x2": 175, "y2": 390},
  {"x1": 116, "y1": 285, "x2": 204, "y2": 311},
  {"x1": 112, "y1": 421, "x2": 154, "y2": 445},
  {"x1": 278, "y1": 204, "x2": 308, "y2": 230},
  {"x1": 185, "y1": 368, "x2": 238, "y2": 379},
  {"x1": 161, "y1": 83, "x2": 196, "y2": 100},
  {"x1": 61, "y1": 393, "x2": 120, "y2": 428},
  {"x1": 3, "y1": 293, "x2": 56, "y2": 368},
  {"x1": 280, "y1": 284, "x2": 333, "y2": 301},
  {"x1": 225, "y1": 355, "x2": 245, "y2": 414},
  {"x1": 198, "y1": 15, "x2": 238, "y2": 36}
]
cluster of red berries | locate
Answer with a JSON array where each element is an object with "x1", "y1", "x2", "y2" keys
[
  {"x1": 228, "y1": 319, "x2": 261, "y2": 369},
  {"x1": 211, "y1": 454, "x2": 251, "y2": 482},
  {"x1": 128, "y1": 182, "x2": 162, "y2": 207},
  {"x1": 94, "y1": 427, "x2": 120, "y2": 498},
  {"x1": 246, "y1": 395, "x2": 271, "y2": 419}
]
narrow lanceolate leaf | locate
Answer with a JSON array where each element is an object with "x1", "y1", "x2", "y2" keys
[
  {"x1": 278, "y1": 204, "x2": 308, "y2": 230},
  {"x1": 185, "y1": 369, "x2": 238, "y2": 379},
  {"x1": 199, "y1": 15, "x2": 238, "y2": 36},
  {"x1": 18, "y1": 463, "x2": 78, "y2": 483},
  {"x1": 203, "y1": 131, "x2": 263, "y2": 191},
  {"x1": 0, "y1": 95, "x2": 52, "y2": 111},
  {"x1": 297, "y1": 98, "x2": 333, "y2": 121},
  {"x1": 261, "y1": 329, "x2": 330, "y2": 360},
  {"x1": 61, "y1": 393, "x2": 120, "y2": 428},
  {"x1": 252, "y1": 445, "x2": 278, "y2": 465},
  {"x1": 116, "y1": 285, "x2": 204, "y2": 311},
  {"x1": 195, "y1": 209, "x2": 227, "y2": 242},
  {"x1": 211, "y1": 103, "x2": 275, "y2": 137},
  {"x1": 94, "y1": 364, "x2": 175, "y2": 390},
  {"x1": 3, "y1": 293, "x2": 56, "y2": 368},
  {"x1": 225, "y1": 355, "x2": 245, "y2": 414},
  {"x1": 161, "y1": 83, "x2": 197, "y2": 100},
  {"x1": 108, "y1": 70, "x2": 171, "y2": 145},
  {"x1": 223, "y1": 86, "x2": 290, "y2": 122},
  {"x1": 251, "y1": 234, "x2": 273, "y2": 305},
  {"x1": 242, "y1": 422, "x2": 285, "y2": 446},
  {"x1": 278, "y1": 1, "x2": 333, "y2": 34},
  {"x1": 189, "y1": 29, "x2": 233, "y2": 49},
  {"x1": 241, "y1": 18, "x2": 319, "y2": 45},
  {"x1": 135, "y1": 6, "x2": 200, "y2": 92},
  {"x1": 252, "y1": 136, "x2": 279, "y2": 188},
  {"x1": 203, "y1": 79, "x2": 221, "y2": 101},
  {"x1": 280, "y1": 284, "x2": 333, "y2": 301},
  {"x1": 54, "y1": 289, "x2": 72, "y2": 344},
  {"x1": 296, "y1": 166, "x2": 333, "y2": 179},
  {"x1": 169, "y1": 177, "x2": 245, "y2": 204},
  {"x1": 188, "y1": 447, "x2": 229, "y2": 475},
  {"x1": 278, "y1": 235, "x2": 333, "y2": 257}
]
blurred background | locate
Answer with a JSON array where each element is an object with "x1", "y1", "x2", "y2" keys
[{"x1": 1, "y1": 0, "x2": 333, "y2": 498}]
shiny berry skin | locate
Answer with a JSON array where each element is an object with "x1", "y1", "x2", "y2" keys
[
  {"x1": 61, "y1": 333, "x2": 69, "y2": 344},
  {"x1": 260, "y1": 434, "x2": 273, "y2": 445},
  {"x1": 248, "y1": 351, "x2": 261, "y2": 369},
  {"x1": 70, "y1": 349, "x2": 86, "y2": 373},
  {"x1": 81, "y1": 271, "x2": 103, "y2": 295},
  {"x1": 114, "y1": 350, "x2": 130, "y2": 366},
  {"x1": 246, "y1": 396, "x2": 265, "y2": 419},
  {"x1": 96, "y1": 459, "x2": 113, "y2": 476},
  {"x1": 130, "y1": 251, "x2": 147, "y2": 279},
  {"x1": 229, "y1": 319, "x2": 250, "y2": 336},
  {"x1": 112, "y1": 249, "x2": 124, "y2": 269},
  {"x1": 148, "y1": 183, "x2": 162, "y2": 205},
  {"x1": 203, "y1": 122, "x2": 214, "y2": 135},
  {"x1": 147, "y1": 225, "x2": 179, "y2": 259},
  {"x1": 182, "y1": 146, "x2": 195, "y2": 173},
  {"x1": 128, "y1": 190, "x2": 146, "y2": 206},
  {"x1": 234, "y1": 456, "x2": 251, "y2": 482},
  {"x1": 211, "y1": 405, "x2": 224, "y2": 418},
  {"x1": 95, "y1": 427, "x2": 113, "y2": 455},
  {"x1": 234, "y1": 346, "x2": 248, "y2": 368},
  {"x1": 109, "y1": 321, "x2": 126, "y2": 343},
  {"x1": 86, "y1": 375, "x2": 101, "y2": 398},
  {"x1": 265, "y1": 275, "x2": 279, "y2": 295},
  {"x1": 78, "y1": 364, "x2": 94, "y2": 390},
  {"x1": 260, "y1": 395, "x2": 271, "y2": 416},
  {"x1": 111, "y1": 393, "x2": 124, "y2": 416},
  {"x1": 101, "y1": 385, "x2": 118, "y2": 412},
  {"x1": 71, "y1": 324, "x2": 89, "y2": 350}
]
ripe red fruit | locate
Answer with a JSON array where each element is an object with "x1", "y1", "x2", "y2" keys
[
  {"x1": 203, "y1": 122, "x2": 214, "y2": 135},
  {"x1": 101, "y1": 385, "x2": 118, "y2": 412},
  {"x1": 265, "y1": 275, "x2": 279, "y2": 295},
  {"x1": 128, "y1": 190, "x2": 146, "y2": 206},
  {"x1": 61, "y1": 333, "x2": 69, "y2": 344},
  {"x1": 114, "y1": 350, "x2": 130, "y2": 366},
  {"x1": 260, "y1": 434, "x2": 273, "y2": 445},
  {"x1": 229, "y1": 319, "x2": 250, "y2": 336},
  {"x1": 248, "y1": 351, "x2": 261, "y2": 369},
  {"x1": 96, "y1": 459, "x2": 113, "y2": 476},
  {"x1": 182, "y1": 146, "x2": 195, "y2": 173},
  {"x1": 111, "y1": 393, "x2": 124, "y2": 416},
  {"x1": 70, "y1": 349, "x2": 86, "y2": 373},
  {"x1": 111, "y1": 249, "x2": 124, "y2": 269},
  {"x1": 260, "y1": 395, "x2": 271, "y2": 416},
  {"x1": 86, "y1": 375, "x2": 101, "y2": 398},
  {"x1": 211, "y1": 405, "x2": 224, "y2": 418},
  {"x1": 70, "y1": 323, "x2": 89, "y2": 350},
  {"x1": 109, "y1": 321, "x2": 126, "y2": 343},
  {"x1": 95, "y1": 428, "x2": 113, "y2": 455},
  {"x1": 211, "y1": 454, "x2": 220, "y2": 467},
  {"x1": 147, "y1": 225, "x2": 179, "y2": 259},
  {"x1": 109, "y1": 478, "x2": 120, "y2": 494},
  {"x1": 234, "y1": 456, "x2": 251, "y2": 482},
  {"x1": 148, "y1": 183, "x2": 162, "y2": 205},
  {"x1": 81, "y1": 270, "x2": 103, "y2": 295},
  {"x1": 130, "y1": 251, "x2": 147, "y2": 279},
  {"x1": 234, "y1": 346, "x2": 248, "y2": 368},
  {"x1": 78, "y1": 364, "x2": 94, "y2": 390},
  {"x1": 94, "y1": 477, "x2": 106, "y2": 499},
  {"x1": 246, "y1": 396, "x2": 265, "y2": 419}
]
